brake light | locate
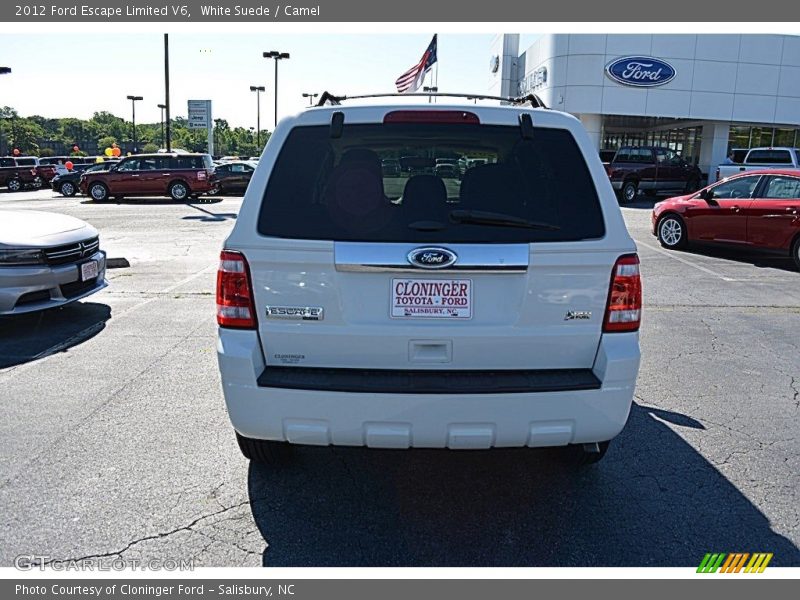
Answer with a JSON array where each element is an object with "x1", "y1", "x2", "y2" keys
[
  {"x1": 603, "y1": 254, "x2": 642, "y2": 333},
  {"x1": 383, "y1": 110, "x2": 479, "y2": 124},
  {"x1": 216, "y1": 250, "x2": 257, "y2": 329}
]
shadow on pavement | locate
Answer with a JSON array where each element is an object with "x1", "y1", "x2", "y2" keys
[
  {"x1": 682, "y1": 244, "x2": 799, "y2": 273},
  {"x1": 79, "y1": 197, "x2": 224, "y2": 206},
  {"x1": 183, "y1": 204, "x2": 238, "y2": 222},
  {"x1": 247, "y1": 403, "x2": 799, "y2": 567},
  {"x1": 0, "y1": 302, "x2": 111, "y2": 369}
]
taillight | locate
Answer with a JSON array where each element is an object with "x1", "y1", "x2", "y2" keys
[
  {"x1": 603, "y1": 254, "x2": 642, "y2": 333},
  {"x1": 216, "y1": 250, "x2": 257, "y2": 329},
  {"x1": 383, "y1": 110, "x2": 479, "y2": 124},
  {"x1": 197, "y1": 170, "x2": 207, "y2": 180}
]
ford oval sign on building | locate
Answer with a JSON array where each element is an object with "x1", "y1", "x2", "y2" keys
[{"x1": 605, "y1": 56, "x2": 676, "y2": 87}]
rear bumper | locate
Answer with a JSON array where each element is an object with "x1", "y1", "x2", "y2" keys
[{"x1": 217, "y1": 330, "x2": 640, "y2": 449}]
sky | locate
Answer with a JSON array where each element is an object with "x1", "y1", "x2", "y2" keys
[{"x1": 0, "y1": 33, "x2": 540, "y2": 129}]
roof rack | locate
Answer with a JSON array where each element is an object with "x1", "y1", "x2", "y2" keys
[{"x1": 314, "y1": 91, "x2": 548, "y2": 109}]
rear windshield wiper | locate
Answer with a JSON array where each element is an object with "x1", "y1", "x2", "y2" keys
[{"x1": 449, "y1": 209, "x2": 561, "y2": 231}]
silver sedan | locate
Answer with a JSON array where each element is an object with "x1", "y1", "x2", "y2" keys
[{"x1": 0, "y1": 210, "x2": 107, "y2": 315}]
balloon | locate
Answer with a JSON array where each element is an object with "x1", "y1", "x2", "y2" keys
[
  {"x1": 112, "y1": 147, "x2": 121, "y2": 157},
  {"x1": 104, "y1": 148, "x2": 113, "y2": 157},
  {"x1": 95, "y1": 157, "x2": 104, "y2": 163},
  {"x1": 65, "y1": 161, "x2": 74, "y2": 170},
  {"x1": 12, "y1": 148, "x2": 19, "y2": 156}
]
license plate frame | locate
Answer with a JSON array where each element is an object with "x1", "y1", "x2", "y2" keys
[
  {"x1": 391, "y1": 278, "x2": 472, "y2": 319},
  {"x1": 80, "y1": 260, "x2": 99, "y2": 282}
]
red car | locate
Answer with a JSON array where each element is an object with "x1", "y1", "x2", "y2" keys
[
  {"x1": 652, "y1": 169, "x2": 800, "y2": 269},
  {"x1": 79, "y1": 153, "x2": 217, "y2": 202}
]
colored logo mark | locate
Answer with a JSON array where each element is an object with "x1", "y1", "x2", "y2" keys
[{"x1": 697, "y1": 552, "x2": 773, "y2": 573}]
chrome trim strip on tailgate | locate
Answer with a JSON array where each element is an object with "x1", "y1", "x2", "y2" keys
[{"x1": 334, "y1": 242, "x2": 529, "y2": 273}]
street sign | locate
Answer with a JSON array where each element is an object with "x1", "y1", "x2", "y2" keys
[
  {"x1": 188, "y1": 99, "x2": 211, "y2": 129},
  {"x1": 187, "y1": 99, "x2": 214, "y2": 154}
]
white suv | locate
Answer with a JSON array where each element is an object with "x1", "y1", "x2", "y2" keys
[{"x1": 216, "y1": 98, "x2": 641, "y2": 465}]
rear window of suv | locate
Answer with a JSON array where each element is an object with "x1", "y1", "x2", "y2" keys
[{"x1": 257, "y1": 122, "x2": 605, "y2": 243}]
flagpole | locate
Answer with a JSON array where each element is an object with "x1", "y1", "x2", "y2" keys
[{"x1": 434, "y1": 61, "x2": 439, "y2": 104}]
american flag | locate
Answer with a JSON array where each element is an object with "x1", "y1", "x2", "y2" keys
[{"x1": 395, "y1": 34, "x2": 438, "y2": 94}]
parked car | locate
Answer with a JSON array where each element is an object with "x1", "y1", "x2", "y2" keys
[
  {"x1": 216, "y1": 101, "x2": 642, "y2": 466},
  {"x1": 433, "y1": 162, "x2": 460, "y2": 179},
  {"x1": 381, "y1": 158, "x2": 401, "y2": 177},
  {"x1": 0, "y1": 210, "x2": 107, "y2": 315},
  {"x1": 12, "y1": 156, "x2": 39, "y2": 167},
  {"x1": 716, "y1": 147, "x2": 800, "y2": 183},
  {"x1": 606, "y1": 146, "x2": 701, "y2": 203},
  {"x1": 652, "y1": 169, "x2": 800, "y2": 269},
  {"x1": 10, "y1": 156, "x2": 58, "y2": 185},
  {"x1": 79, "y1": 153, "x2": 218, "y2": 202},
  {"x1": 0, "y1": 158, "x2": 39, "y2": 192},
  {"x1": 213, "y1": 161, "x2": 255, "y2": 194},
  {"x1": 51, "y1": 162, "x2": 117, "y2": 197}
]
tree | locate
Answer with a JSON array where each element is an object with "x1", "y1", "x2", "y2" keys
[
  {"x1": 97, "y1": 136, "x2": 117, "y2": 150},
  {"x1": 8, "y1": 119, "x2": 45, "y2": 154},
  {"x1": 142, "y1": 143, "x2": 159, "y2": 153}
]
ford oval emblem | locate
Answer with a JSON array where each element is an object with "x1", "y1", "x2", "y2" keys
[
  {"x1": 407, "y1": 247, "x2": 457, "y2": 269},
  {"x1": 605, "y1": 56, "x2": 676, "y2": 88}
]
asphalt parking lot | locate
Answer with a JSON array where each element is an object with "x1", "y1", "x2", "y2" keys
[{"x1": 1, "y1": 188, "x2": 798, "y2": 567}]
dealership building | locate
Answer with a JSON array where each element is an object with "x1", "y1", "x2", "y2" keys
[{"x1": 489, "y1": 34, "x2": 800, "y2": 180}]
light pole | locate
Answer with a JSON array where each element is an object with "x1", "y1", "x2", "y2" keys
[
  {"x1": 164, "y1": 34, "x2": 172, "y2": 152},
  {"x1": 157, "y1": 103, "x2": 166, "y2": 149},
  {"x1": 0, "y1": 68, "x2": 9, "y2": 156},
  {"x1": 126, "y1": 95, "x2": 143, "y2": 153},
  {"x1": 249, "y1": 85, "x2": 265, "y2": 147},
  {"x1": 263, "y1": 51, "x2": 290, "y2": 129},
  {"x1": 302, "y1": 92, "x2": 318, "y2": 106}
]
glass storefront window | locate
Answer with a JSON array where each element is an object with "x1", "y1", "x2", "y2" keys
[{"x1": 774, "y1": 128, "x2": 796, "y2": 147}]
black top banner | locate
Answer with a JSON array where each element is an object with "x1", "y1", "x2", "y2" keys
[{"x1": 1, "y1": 0, "x2": 796, "y2": 22}]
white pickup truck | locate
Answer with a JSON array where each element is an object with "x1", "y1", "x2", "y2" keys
[{"x1": 716, "y1": 147, "x2": 800, "y2": 182}]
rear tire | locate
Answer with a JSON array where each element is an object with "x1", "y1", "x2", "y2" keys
[
  {"x1": 235, "y1": 432, "x2": 294, "y2": 466},
  {"x1": 169, "y1": 181, "x2": 189, "y2": 202},
  {"x1": 619, "y1": 180, "x2": 638, "y2": 204},
  {"x1": 792, "y1": 237, "x2": 800, "y2": 271},
  {"x1": 60, "y1": 181, "x2": 77, "y2": 197},
  {"x1": 88, "y1": 182, "x2": 109, "y2": 202},
  {"x1": 657, "y1": 214, "x2": 688, "y2": 249}
]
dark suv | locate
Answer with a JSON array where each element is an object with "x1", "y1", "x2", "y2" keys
[{"x1": 79, "y1": 153, "x2": 217, "y2": 202}]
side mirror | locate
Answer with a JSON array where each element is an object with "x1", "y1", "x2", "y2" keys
[{"x1": 699, "y1": 188, "x2": 717, "y2": 204}]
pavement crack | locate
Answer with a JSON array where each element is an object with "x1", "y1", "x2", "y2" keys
[{"x1": 39, "y1": 500, "x2": 251, "y2": 566}]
